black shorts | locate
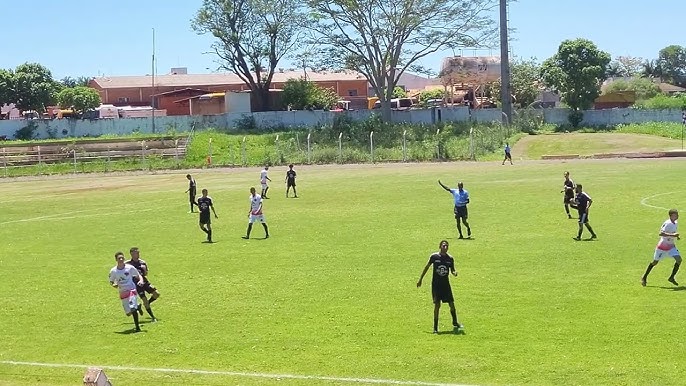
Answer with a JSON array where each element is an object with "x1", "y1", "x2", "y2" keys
[
  {"x1": 199, "y1": 212, "x2": 211, "y2": 225},
  {"x1": 578, "y1": 211, "x2": 589, "y2": 223},
  {"x1": 564, "y1": 195, "x2": 575, "y2": 204},
  {"x1": 504, "y1": 152, "x2": 512, "y2": 159},
  {"x1": 454, "y1": 206, "x2": 468, "y2": 219},
  {"x1": 432, "y1": 281, "x2": 454, "y2": 304},
  {"x1": 287, "y1": 180, "x2": 296, "y2": 187},
  {"x1": 136, "y1": 282, "x2": 157, "y2": 296}
]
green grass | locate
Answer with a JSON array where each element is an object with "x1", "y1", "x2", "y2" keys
[
  {"x1": 1, "y1": 159, "x2": 686, "y2": 385},
  {"x1": 515, "y1": 132, "x2": 685, "y2": 159},
  {"x1": 615, "y1": 122, "x2": 686, "y2": 140}
]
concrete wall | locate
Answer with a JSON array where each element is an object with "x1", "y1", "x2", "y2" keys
[{"x1": 1, "y1": 108, "x2": 684, "y2": 140}]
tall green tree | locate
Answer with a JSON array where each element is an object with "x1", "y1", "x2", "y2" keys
[
  {"x1": 56, "y1": 86, "x2": 102, "y2": 115},
  {"x1": 307, "y1": 0, "x2": 499, "y2": 121},
  {"x1": 282, "y1": 78, "x2": 339, "y2": 110},
  {"x1": 541, "y1": 39, "x2": 610, "y2": 126},
  {"x1": 0, "y1": 69, "x2": 14, "y2": 108},
  {"x1": 491, "y1": 58, "x2": 542, "y2": 108},
  {"x1": 60, "y1": 76, "x2": 93, "y2": 88},
  {"x1": 192, "y1": 0, "x2": 307, "y2": 112},
  {"x1": 13, "y1": 63, "x2": 60, "y2": 113},
  {"x1": 657, "y1": 45, "x2": 686, "y2": 87}
]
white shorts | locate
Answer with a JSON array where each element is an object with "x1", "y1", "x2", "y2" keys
[
  {"x1": 249, "y1": 214, "x2": 266, "y2": 223},
  {"x1": 653, "y1": 247, "x2": 681, "y2": 261},
  {"x1": 119, "y1": 289, "x2": 139, "y2": 315},
  {"x1": 261, "y1": 182, "x2": 268, "y2": 190}
]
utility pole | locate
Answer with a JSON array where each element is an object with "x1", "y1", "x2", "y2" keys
[
  {"x1": 499, "y1": 0, "x2": 512, "y2": 125},
  {"x1": 151, "y1": 28, "x2": 156, "y2": 134}
]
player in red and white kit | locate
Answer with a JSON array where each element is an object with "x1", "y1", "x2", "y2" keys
[
  {"x1": 260, "y1": 166, "x2": 272, "y2": 199},
  {"x1": 641, "y1": 209, "x2": 681, "y2": 287},
  {"x1": 109, "y1": 251, "x2": 144, "y2": 332},
  {"x1": 242, "y1": 187, "x2": 270, "y2": 239}
]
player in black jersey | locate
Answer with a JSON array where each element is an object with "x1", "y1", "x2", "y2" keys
[
  {"x1": 285, "y1": 164, "x2": 297, "y2": 198},
  {"x1": 573, "y1": 184, "x2": 597, "y2": 241},
  {"x1": 561, "y1": 171, "x2": 577, "y2": 218},
  {"x1": 126, "y1": 247, "x2": 159, "y2": 321},
  {"x1": 417, "y1": 240, "x2": 462, "y2": 333},
  {"x1": 196, "y1": 189, "x2": 218, "y2": 243},
  {"x1": 186, "y1": 174, "x2": 197, "y2": 213}
]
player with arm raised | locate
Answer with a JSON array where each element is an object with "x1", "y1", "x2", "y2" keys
[{"x1": 438, "y1": 180, "x2": 471, "y2": 239}]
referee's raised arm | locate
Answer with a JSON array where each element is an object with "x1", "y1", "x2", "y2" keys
[{"x1": 438, "y1": 180, "x2": 451, "y2": 192}]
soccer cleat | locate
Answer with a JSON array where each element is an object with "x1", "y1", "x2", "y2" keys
[
  {"x1": 135, "y1": 327, "x2": 141, "y2": 332},
  {"x1": 453, "y1": 322, "x2": 463, "y2": 329},
  {"x1": 265, "y1": 234, "x2": 270, "y2": 239},
  {"x1": 151, "y1": 318, "x2": 158, "y2": 323},
  {"x1": 668, "y1": 277, "x2": 679, "y2": 286},
  {"x1": 433, "y1": 329, "x2": 438, "y2": 334},
  {"x1": 242, "y1": 236, "x2": 249, "y2": 240},
  {"x1": 641, "y1": 278, "x2": 647, "y2": 287},
  {"x1": 568, "y1": 214, "x2": 572, "y2": 219},
  {"x1": 591, "y1": 234, "x2": 597, "y2": 239},
  {"x1": 573, "y1": 237, "x2": 581, "y2": 241},
  {"x1": 458, "y1": 235, "x2": 464, "y2": 239}
]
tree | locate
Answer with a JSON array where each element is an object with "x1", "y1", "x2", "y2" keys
[
  {"x1": 13, "y1": 63, "x2": 60, "y2": 113},
  {"x1": 192, "y1": 0, "x2": 307, "y2": 112},
  {"x1": 603, "y1": 77, "x2": 661, "y2": 101},
  {"x1": 606, "y1": 56, "x2": 644, "y2": 78},
  {"x1": 308, "y1": 0, "x2": 499, "y2": 121},
  {"x1": 657, "y1": 45, "x2": 686, "y2": 87},
  {"x1": 0, "y1": 69, "x2": 14, "y2": 108},
  {"x1": 491, "y1": 58, "x2": 541, "y2": 108},
  {"x1": 282, "y1": 78, "x2": 339, "y2": 110},
  {"x1": 642, "y1": 59, "x2": 664, "y2": 80},
  {"x1": 60, "y1": 76, "x2": 93, "y2": 88},
  {"x1": 540, "y1": 39, "x2": 610, "y2": 126},
  {"x1": 56, "y1": 86, "x2": 102, "y2": 115}
]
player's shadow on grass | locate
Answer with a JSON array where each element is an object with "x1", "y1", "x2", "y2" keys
[
  {"x1": 201, "y1": 240, "x2": 220, "y2": 244},
  {"x1": 115, "y1": 328, "x2": 146, "y2": 335},
  {"x1": 658, "y1": 286, "x2": 686, "y2": 291},
  {"x1": 432, "y1": 329, "x2": 467, "y2": 336}
]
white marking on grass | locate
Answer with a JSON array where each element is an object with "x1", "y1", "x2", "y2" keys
[
  {"x1": 0, "y1": 360, "x2": 476, "y2": 386},
  {"x1": 640, "y1": 192, "x2": 682, "y2": 211}
]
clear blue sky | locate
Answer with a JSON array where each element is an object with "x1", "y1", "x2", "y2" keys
[{"x1": 1, "y1": 0, "x2": 682, "y2": 79}]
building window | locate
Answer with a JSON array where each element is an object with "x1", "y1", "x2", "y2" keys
[
  {"x1": 347, "y1": 89, "x2": 358, "y2": 97},
  {"x1": 118, "y1": 97, "x2": 130, "y2": 103}
]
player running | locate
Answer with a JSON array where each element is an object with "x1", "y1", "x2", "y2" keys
[
  {"x1": 641, "y1": 209, "x2": 681, "y2": 287},
  {"x1": 572, "y1": 184, "x2": 597, "y2": 241},
  {"x1": 109, "y1": 251, "x2": 144, "y2": 332},
  {"x1": 285, "y1": 164, "x2": 297, "y2": 198},
  {"x1": 126, "y1": 247, "x2": 159, "y2": 322},
  {"x1": 417, "y1": 240, "x2": 462, "y2": 334},
  {"x1": 260, "y1": 166, "x2": 272, "y2": 199},
  {"x1": 185, "y1": 174, "x2": 197, "y2": 213},
  {"x1": 562, "y1": 171, "x2": 577, "y2": 219},
  {"x1": 243, "y1": 187, "x2": 270, "y2": 239},
  {"x1": 196, "y1": 188, "x2": 218, "y2": 243}
]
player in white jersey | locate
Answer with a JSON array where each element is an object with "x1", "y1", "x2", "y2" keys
[
  {"x1": 260, "y1": 166, "x2": 272, "y2": 199},
  {"x1": 109, "y1": 251, "x2": 145, "y2": 332},
  {"x1": 242, "y1": 187, "x2": 270, "y2": 239},
  {"x1": 641, "y1": 209, "x2": 681, "y2": 287}
]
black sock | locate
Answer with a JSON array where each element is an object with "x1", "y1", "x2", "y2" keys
[
  {"x1": 565, "y1": 205, "x2": 570, "y2": 215},
  {"x1": 450, "y1": 309, "x2": 458, "y2": 325},
  {"x1": 670, "y1": 263, "x2": 681, "y2": 279},
  {"x1": 263, "y1": 223, "x2": 269, "y2": 236},
  {"x1": 146, "y1": 307, "x2": 156, "y2": 319},
  {"x1": 433, "y1": 317, "x2": 439, "y2": 331},
  {"x1": 246, "y1": 224, "x2": 253, "y2": 237},
  {"x1": 149, "y1": 297, "x2": 157, "y2": 304},
  {"x1": 456, "y1": 223, "x2": 463, "y2": 237},
  {"x1": 643, "y1": 264, "x2": 656, "y2": 280},
  {"x1": 201, "y1": 227, "x2": 208, "y2": 234},
  {"x1": 132, "y1": 312, "x2": 140, "y2": 330},
  {"x1": 208, "y1": 229, "x2": 212, "y2": 240},
  {"x1": 577, "y1": 226, "x2": 583, "y2": 238},
  {"x1": 466, "y1": 225, "x2": 471, "y2": 235},
  {"x1": 586, "y1": 225, "x2": 596, "y2": 236}
]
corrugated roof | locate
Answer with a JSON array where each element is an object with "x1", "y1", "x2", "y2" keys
[
  {"x1": 152, "y1": 88, "x2": 211, "y2": 96},
  {"x1": 92, "y1": 70, "x2": 367, "y2": 89}
]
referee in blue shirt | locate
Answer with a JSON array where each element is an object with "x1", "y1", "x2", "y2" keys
[{"x1": 439, "y1": 180, "x2": 471, "y2": 239}]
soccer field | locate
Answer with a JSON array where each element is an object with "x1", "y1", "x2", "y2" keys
[{"x1": 0, "y1": 159, "x2": 685, "y2": 386}]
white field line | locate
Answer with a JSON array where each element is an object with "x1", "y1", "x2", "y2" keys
[
  {"x1": 0, "y1": 360, "x2": 476, "y2": 386},
  {"x1": 640, "y1": 192, "x2": 682, "y2": 211},
  {"x1": 0, "y1": 198, "x2": 172, "y2": 226}
]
